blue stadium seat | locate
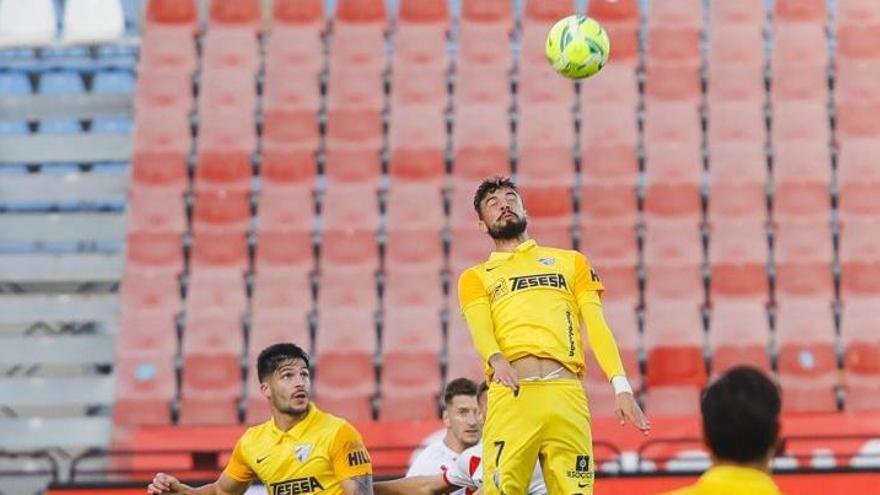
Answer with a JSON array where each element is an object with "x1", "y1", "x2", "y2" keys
[
  {"x1": 38, "y1": 71, "x2": 85, "y2": 94},
  {"x1": 0, "y1": 48, "x2": 41, "y2": 71},
  {"x1": 0, "y1": 121, "x2": 30, "y2": 173},
  {"x1": 0, "y1": 72, "x2": 32, "y2": 95},
  {"x1": 92, "y1": 117, "x2": 133, "y2": 133},
  {"x1": 37, "y1": 119, "x2": 83, "y2": 172},
  {"x1": 97, "y1": 45, "x2": 138, "y2": 70},
  {"x1": 42, "y1": 46, "x2": 97, "y2": 71},
  {"x1": 92, "y1": 71, "x2": 135, "y2": 93}
]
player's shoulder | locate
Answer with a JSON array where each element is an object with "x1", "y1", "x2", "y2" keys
[
  {"x1": 535, "y1": 245, "x2": 588, "y2": 265},
  {"x1": 459, "y1": 262, "x2": 487, "y2": 278},
  {"x1": 238, "y1": 419, "x2": 275, "y2": 448},
  {"x1": 313, "y1": 406, "x2": 359, "y2": 436}
]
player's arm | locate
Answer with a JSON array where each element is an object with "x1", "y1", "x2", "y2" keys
[
  {"x1": 458, "y1": 269, "x2": 519, "y2": 391},
  {"x1": 332, "y1": 422, "x2": 376, "y2": 495},
  {"x1": 374, "y1": 474, "x2": 456, "y2": 495},
  {"x1": 147, "y1": 472, "x2": 250, "y2": 495}
]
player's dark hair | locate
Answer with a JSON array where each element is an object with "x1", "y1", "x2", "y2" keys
[
  {"x1": 443, "y1": 377, "x2": 479, "y2": 406},
  {"x1": 257, "y1": 343, "x2": 310, "y2": 383},
  {"x1": 701, "y1": 366, "x2": 781, "y2": 463},
  {"x1": 473, "y1": 176, "x2": 519, "y2": 218}
]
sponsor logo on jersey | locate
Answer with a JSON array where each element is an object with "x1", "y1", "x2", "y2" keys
[
  {"x1": 270, "y1": 477, "x2": 324, "y2": 495},
  {"x1": 566, "y1": 454, "x2": 593, "y2": 480},
  {"x1": 509, "y1": 273, "x2": 568, "y2": 292},
  {"x1": 537, "y1": 257, "x2": 556, "y2": 266},
  {"x1": 347, "y1": 450, "x2": 371, "y2": 467}
]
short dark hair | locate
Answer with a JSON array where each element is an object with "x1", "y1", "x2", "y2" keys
[
  {"x1": 477, "y1": 381, "x2": 489, "y2": 399},
  {"x1": 257, "y1": 343, "x2": 310, "y2": 383},
  {"x1": 701, "y1": 366, "x2": 781, "y2": 463},
  {"x1": 443, "y1": 377, "x2": 479, "y2": 406},
  {"x1": 473, "y1": 177, "x2": 519, "y2": 217}
]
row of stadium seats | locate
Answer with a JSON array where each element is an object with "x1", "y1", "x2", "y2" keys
[
  {"x1": 0, "y1": 0, "x2": 137, "y2": 44},
  {"x1": 115, "y1": 0, "x2": 880, "y2": 425}
]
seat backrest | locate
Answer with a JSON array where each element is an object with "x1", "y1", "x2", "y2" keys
[
  {"x1": 0, "y1": 0, "x2": 56, "y2": 44},
  {"x1": 63, "y1": 0, "x2": 124, "y2": 43}
]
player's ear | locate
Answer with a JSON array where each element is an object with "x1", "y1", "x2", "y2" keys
[
  {"x1": 260, "y1": 381, "x2": 271, "y2": 399},
  {"x1": 442, "y1": 408, "x2": 451, "y2": 428},
  {"x1": 478, "y1": 219, "x2": 488, "y2": 234}
]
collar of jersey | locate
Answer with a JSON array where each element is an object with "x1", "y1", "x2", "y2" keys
[
  {"x1": 699, "y1": 465, "x2": 780, "y2": 494},
  {"x1": 269, "y1": 403, "x2": 320, "y2": 439},
  {"x1": 487, "y1": 239, "x2": 538, "y2": 267}
]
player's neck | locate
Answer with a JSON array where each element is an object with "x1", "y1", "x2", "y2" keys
[
  {"x1": 492, "y1": 233, "x2": 530, "y2": 253},
  {"x1": 272, "y1": 407, "x2": 310, "y2": 432},
  {"x1": 442, "y1": 431, "x2": 468, "y2": 454}
]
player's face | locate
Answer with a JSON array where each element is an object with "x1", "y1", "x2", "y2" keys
[
  {"x1": 443, "y1": 395, "x2": 482, "y2": 448},
  {"x1": 263, "y1": 358, "x2": 311, "y2": 416},
  {"x1": 478, "y1": 188, "x2": 528, "y2": 240}
]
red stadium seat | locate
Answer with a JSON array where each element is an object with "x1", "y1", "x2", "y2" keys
[
  {"x1": 580, "y1": 182, "x2": 638, "y2": 222},
  {"x1": 522, "y1": 0, "x2": 570, "y2": 22},
  {"x1": 126, "y1": 231, "x2": 183, "y2": 271},
  {"x1": 840, "y1": 219, "x2": 880, "y2": 296},
  {"x1": 836, "y1": 98, "x2": 880, "y2": 138},
  {"x1": 265, "y1": 27, "x2": 323, "y2": 73},
  {"x1": 399, "y1": 0, "x2": 448, "y2": 23},
  {"x1": 336, "y1": 0, "x2": 385, "y2": 23},
  {"x1": 120, "y1": 270, "x2": 180, "y2": 314},
  {"x1": 834, "y1": 60, "x2": 880, "y2": 103},
  {"x1": 131, "y1": 146, "x2": 188, "y2": 189},
  {"x1": 257, "y1": 183, "x2": 314, "y2": 230},
  {"x1": 599, "y1": 20, "x2": 640, "y2": 62},
  {"x1": 518, "y1": 65, "x2": 576, "y2": 105},
  {"x1": 321, "y1": 185, "x2": 379, "y2": 231},
  {"x1": 394, "y1": 24, "x2": 448, "y2": 68},
  {"x1": 709, "y1": 299, "x2": 770, "y2": 376},
  {"x1": 588, "y1": 0, "x2": 638, "y2": 22},
  {"x1": 776, "y1": 298, "x2": 838, "y2": 412},
  {"x1": 202, "y1": 28, "x2": 260, "y2": 73},
  {"x1": 254, "y1": 228, "x2": 313, "y2": 272},
  {"x1": 379, "y1": 387, "x2": 440, "y2": 421},
  {"x1": 644, "y1": 219, "x2": 703, "y2": 267},
  {"x1": 451, "y1": 105, "x2": 511, "y2": 183},
  {"x1": 317, "y1": 268, "x2": 378, "y2": 309},
  {"x1": 391, "y1": 67, "x2": 447, "y2": 106},
  {"x1": 516, "y1": 183, "x2": 573, "y2": 219},
  {"x1": 772, "y1": 63, "x2": 827, "y2": 103},
  {"x1": 388, "y1": 106, "x2": 446, "y2": 183},
  {"x1": 581, "y1": 103, "x2": 638, "y2": 147},
  {"x1": 644, "y1": 102, "x2": 701, "y2": 144},
  {"x1": 326, "y1": 67, "x2": 384, "y2": 111},
  {"x1": 579, "y1": 64, "x2": 638, "y2": 108},
  {"x1": 384, "y1": 230, "x2": 444, "y2": 270},
  {"x1": 454, "y1": 67, "x2": 510, "y2": 105},
  {"x1": 837, "y1": 21, "x2": 880, "y2": 61},
  {"x1": 461, "y1": 0, "x2": 512, "y2": 22},
  {"x1": 772, "y1": 23, "x2": 828, "y2": 69},
  {"x1": 644, "y1": 141, "x2": 702, "y2": 186},
  {"x1": 580, "y1": 220, "x2": 637, "y2": 268},
  {"x1": 210, "y1": 0, "x2": 261, "y2": 30},
  {"x1": 190, "y1": 231, "x2": 249, "y2": 273},
  {"x1": 646, "y1": 27, "x2": 701, "y2": 62},
  {"x1": 458, "y1": 22, "x2": 512, "y2": 69},
  {"x1": 133, "y1": 109, "x2": 191, "y2": 157},
  {"x1": 260, "y1": 145, "x2": 316, "y2": 185},
  {"x1": 139, "y1": 26, "x2": 197, "y2": 73},
  {"x1": 446, "y1": 315, "x2": 485, "y2": 381},
  {"x1": 329, "y1": 26, "x2": 385, "y2": 71},
  {"x1": 842, "y1": 297, "x2": 880, "y2": 411},
  {"x1": 527, "y1": 220, "x2": 574, "y2": 249},
  {"x1": 647, "y1": 0, "x2": 703, "y2": 28},
  {"x1": 839, "y1": 139, "x2": 880, "y2": 218},
  {"x1": 273, "y1": 0, "x2": 323, "y2": 24},
  {"x1": 252, "y1": 269, "x2": 312, "y2": 312},
  {"x1": 774, "y1": 219, "x2": 833, "y2": 298},
  {"x1": 314, "y1": 310, "x2": 377, "y2": 401},
  {"x1": 324, "y1": 144, "x2": 381, "y2": 184},
  {"x1": 772, "y1": 102, "x2": 831, "y2": 143},
  {"x1": 708, "y1": 102, "x2": 765, "y2": 145},
  {"x1": 195, "y1": 150, "x2": 252, "y2": 190},
  {"x1": 644, "y1": 264, "x2": 704, "y2": 301},
  {"x1": 709, "y1": 220, "x2": 768, "y2": 299},
  {"x1": 185, "y1": 269, "x2": 247, "y2": 317},
  {"x1": 383, "y1": 268, "x2": 443, "y2": 309},
  {"x1": 178, "y1": 398, "x2": 239, "y2": 425},
  {"x1": 595, "y1": 264, "x2": 640, "y2": 303},
  {"x1": 127, "y1": 186, "x2": 186, "y2": 233},
  {"x1": 386, "y1": 184, "x2": 445, "y2": 230},
  {"x1": 707, "y1": 65, "x2": 764, "y2": 103},
  {"x1": 192, "y1": 188, "x2": 251, "y2": 234},
  {"x1": 517, "y1": 104, "x2": 575, "y2": 182},
  {"x1": 249, "y1": 309, "x2": 311, "y2": 352},
  {"x1": 321, "y1": 231, "x2": 379, "y2": 271},
  {"x1": 146, "y1": 0, "x2": 197, "y2": 29},
  {"x1": 644, "y1": 62, "x2": 701, "y2": 102},
  {"x1": 773, "y1": 140, "x2": 831, "y2": 220},
  {"x1": 449, "y1": 227, "x2": 494, "y2": 273},
  {"x1": 644, "y1": 181, "x2": 702, "y2": 222},
  {"x1": 708, "y1": 142, "x2": 767, "y2": 220},
  {"x1": 581, "y1": 144, "x2": 638, "y2": 186},
  {"x1": 114, "y1": 357, "x2": 175, "y2": 425},
  {"x1": 643, "y1": 386, "x2": 702, "y2": 417},
  {"x1": 837, "y1": 0, "x2": 880, "y2": 22},
  {"x1": 314, "y1": 391, "x2": 374, "y2": 421},
  {"x1": 643, "y1": 300, "x2": 707, "y2": 387},
  {"x1": 117, "y1": 310, "x2": 178, "y2": 357},
  {"x1": 382, "y1": 309, "x2": 443, "y2": 387},
  {"x1": 709, "y1": 0, "x2": 764, "y2": 25},
  {"x1": 134, "y1": 69, "x2": 193, "y2": 116},
  {"x1": 774, "y1": 0, "x2": 827, "y2": 23}
]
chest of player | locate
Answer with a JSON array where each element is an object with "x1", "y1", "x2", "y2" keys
[
  {"x1": 483, "y1": 256, "x2": 574, "y2": 303},
  {"x1": 250, "y1": 436, "x2": 349, "y2": 494}
]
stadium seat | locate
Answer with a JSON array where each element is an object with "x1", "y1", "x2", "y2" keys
[
  {"x1": 454, "y1": 67, "x2": 510, "y2": 105},
  {"x1": 323, "y1": 144, "x2": 382, "y2": 184},
  {"x1": 588, "y1": 0, "x2": 638, "y2": 22},
  {"x1": 709, "y1": 0, "x2": 764, "y2": 25},
  {"x1": 837, "y1": 21, "x2": 880, "y2": 61},
  {"x1": 145, "y1": 0, "x2": 196, "y2": 28},
  {"x1": 385, "y1": 184, "x2": 445, "y2": 231},
  {"x1": 336, "y1": 0, "x2": 385, "y2": 23},
  {"x1": 114, "y1": 357, "x2": 174, "y2": 424},
  {"x1": 579, "y1": 64, "x2": 638, "y2": 108},
  {"x1": 774, "y1": 219, "x2": 834, "y2": 298},
  {"x1": 394, "y1": 25, "x2": 448, "y2": 70},
  {"x1": 266, "y1": 26, "x2": 323, "y2": 73},
  {"x1": 125, "y1": 231, "x2": 183, "y2": 271},
  {"x1": 318, "y1": 268, "x2": 378, "y2": 310},
  {"x1": 837, "y1": 0, "x2": 880, "y2": 22},
  {"x1": 198, "y1": 69, "x2": 256, "y2": 117},
  {"x1": 185, "y1": 270, "x2": 247, "y2": 317},
  {"x1": 707, "y1": 142, "x2": 767, "y2": 220},
  {"x1": 117, "y1": 310, "x2": 178, "y2": 357},
  {"x1": 774, "y1": 0, "x2": 827, "y2": 23},
  {"x1": 644, "y1": 102, "x2": 701, "y2": 144},
  {"x1": 384, "y1": 230, "x2": 444, "y2": 271},
  {"x1": 644, "y1": 182, "x2": 702, "y2": 222},
  {"x1": 190, "y1": 231, "x2": 249, "y2": 273},
  {"x1": 251, "y1": 268, "x2": 312, "y2": 313},
  {"x1": 451, "y1": 106, "x2": 511, "y2": 183},
  {"x1": 391, "y1": 67, "x2": 448, "y2": 106},
  {"x1": 448, "y1": 227, "x2": 494, "y2": 273},
  {"x1": 445, "y1": 315, "x2": 485, "y2": 381},
  {"x1": 381, "y1": 309, "x2": 443, "y2": 389},
  {"x1": 643, "y1": 386, "x2": 702, "y2": 417},
  {"x1": 398, "y1": 0, "x2": 448, "y2": 23},
  {"x1": 581, "y1": 102, "x2": 638, "y2": 147},
  {"x1": 709, "y1": 220, "x2": 768, "y2": 299},
  {"x1": 210, "y1": 0, "x2": 261, "y2": 30},
  {"x1": 516, "y1": 104, "x2": 575, "y2": 181},
  {"x1": 127, "y1": 186, "x2": 186, "y2": 233},
  {"x1": 321, "y1": 185, "x2": 379, "y2": 231},
  {"x1": 834, "y1": 61, "x2": 880, "y2": 103},
  {"x1": 62, "y1": 0, "x2": 124, "y2": 43},
  {"x1": 518, "y1": 65, "x2": 576, "y2": 105},
  {"x1": 646, "y1": 27, "x2": 701, "y2": 62},
  {"x1": 772, "y1": 140, "x2": 831, "y2": 220},
  {"x1": 132, "y1": 109, "x2": 191, "y2": 160},
  {"x1": 527, "y1": 220, "x2": 574, "y2": 249},
  {"x1": 458, "y1": 22, "x2": 512, "y2": 69},
  {"x1": 840, "y1": 218, "x2": 880, "y2": 296},
  {"x1": 644, "y1": 62, "x2": 701, "y2": 102},
  {"x1": 836, "y1": 98, "x2": 880, "y2": 138},
  {"x1": 644, "y1": 141, "x2": 703, "y2": 187},
  {"x1": 580, "y1": 182, "x2": 638, "y2": 222},
  {"x1": 709, "y1": 299, "x2": 770, "y2": 375},
  {"x1": 38, "y1": 71, "x2": 84, "y2": 94},
  {"x1": 120, "y1": 269, "x2": 180, "y2": 313},
  {"x1": 776, "y1": 298, "x2": 838, "y2": 412},
  {"x1": 249, "y1": 309, "x2": 311, "y2": 353},
  {"x1": 838, "y1": 139, "x2": 880, "y2": 218},
  {"x1": 648, "y1": 0, "x2": 702, "y2": 27},
  {"x1": 643, "y1": 219, "x2": 703, "y2": 267},
  {"x1": 517, "y1": 183, "x2": 573, "y2": 219},
  {"x1": 272, "y1": 0, "x2": 323, "y2": 24},
  {"x1": 254, "y1": 225, "x2": 313, "y2": 269},
  {"x1": 0, "y1": 72, "x2": 31, "y2": 95},
  {"x1": 382, "y1": 267, "x2": 443, "y2": 309},
  {"x1": 192, "y1": 188, "x2": 251, "y2": 234},
  {"x1": 197, "y1": 115, "x2": 257, "y2": 156},
  {"x1": 0, "y1": 0, "x2": 57, "y2": 44},
  {"x1": 772, "y1": 62, "x2": 827, "y2": 103},
  {"x1": 320, "y1": 231, "x2": 379, "y2": 272},
  {"x1": 644, "y1": 264, "x2": 704, "y2": 302},
  {"x1": 388, "y1": 106, "x2": 446, "y2": 183},
  {"x1": 93, "y1": 70, "x2": 136, "y2": 94},
  {"x1": 643, "y1": 300, "x2": 707, "y2": 387},
  {"x1": 260, "y1": 145, "x2": 316, "y2": 186},
  {"x1": 772, "y1": 24, "x2": 828, "y2": 72},
  {"x1": 841, "y1": 297, "x2": 880, "y2": 411},
  {"x1": 379, "y1": 387, "x2": 440, "y2": 421},
  {"x1": 202, "y1": 28, "x2": 260, "y2": 73},
  {"x1": 707, "y1": 65, "x2": 765, "y2": 103},
  {"x1": 314, "y1": 310, "x2": 377, "y2": 403},
  {"x1": 139, "y1": 26, "x2": 197, "y2": 72},
  {"x1": 581, "y1": 144, "x2": 638, "y2": 186},
  {"x1": 580, "y1": 220, "x2": 637, "y2": 268},
  {"x1": 708, "y1": 102, "x2": 765, "y2": 145},
  {"x1": 328, "y1": 26, "x2": 385, "y2": 72}
]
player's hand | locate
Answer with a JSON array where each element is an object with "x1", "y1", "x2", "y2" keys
[
  {"x1": 615, "y1": 392, "x2": 651, "y2": 435},
  {"x1": 148, "y1": 473, "x2": 186, "y2": 495},
  {"x1": 488, "y1": 354, "x2": 520, "y2": 395}
]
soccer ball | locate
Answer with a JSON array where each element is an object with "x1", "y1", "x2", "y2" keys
[{"x1": 545, "y1": 15, "x2": 610, "y2": 79}]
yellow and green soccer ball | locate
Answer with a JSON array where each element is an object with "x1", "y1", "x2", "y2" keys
[{"x1": 545, "y1": 15, "x2": 610, "y2": 79}]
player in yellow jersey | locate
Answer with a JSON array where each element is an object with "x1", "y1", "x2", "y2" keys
[
  {"x1": 457, "y1": 177, "x2": 650, "y2": 495},
  {"x1": 659, "y1": 366, "x2": 783, "y2": 495},
  {"x1": 147, "y1": 343, "x2": 374, "y2": 495}
]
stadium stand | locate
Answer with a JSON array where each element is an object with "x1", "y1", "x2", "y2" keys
[{"x1": 3, "y1": 1, "x2": 880, "y2": 493}]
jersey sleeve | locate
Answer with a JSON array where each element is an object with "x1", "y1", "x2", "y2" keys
[
  {"x1": 443, "y1": 451, "x2": 479, "y2": 490},
  {"x1": 330, "y1": 421, "x2": 373, "y2": 481},
  {"x1": 458, "y1": 269, "x2": 502, "y2": 363},
  {"x1": 223, "y1": 436, "x2": 256, "y2": 483},
  {"x1": 580, "y1": 290, "x2": 626, "y2": 381},
  {"x1": 573, "y1": 252, "x2": 605, "y2": 305}
]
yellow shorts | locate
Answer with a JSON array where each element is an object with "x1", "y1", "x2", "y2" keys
[{"x1": 482, "y1": 379, "x2": 595, "y2": 495}]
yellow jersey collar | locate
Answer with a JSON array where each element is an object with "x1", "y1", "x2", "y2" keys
[
  {"x1": 699, "y1": 465, "x2": 781, "y2": 494},
  {"x1": 487, "y1": 239, "x2": 538, "y2": 263},
  {"x1": 269, "y1": 403, "x2": 321, "y2": 439}
]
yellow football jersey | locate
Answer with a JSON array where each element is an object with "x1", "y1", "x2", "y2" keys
[
  {"x1": 458, "y1": 239, "x2": 614, "y2": 377},
  {"x1": 660, "y1": 465, "x2": 782, "y2": 495},
  {"x1": 223, "y1": 404, "x2": 372, "y2": 495}
]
